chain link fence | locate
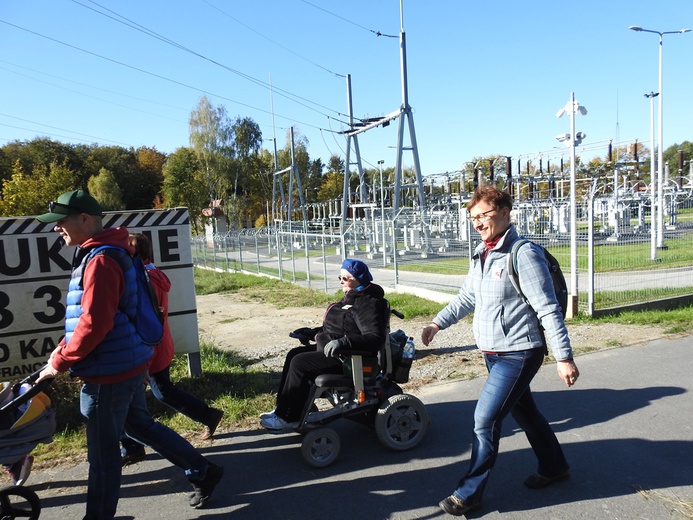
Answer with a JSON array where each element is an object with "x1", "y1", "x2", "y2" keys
[{"x1": 192, "y1": 192, "x2": 693, "y2": 316}]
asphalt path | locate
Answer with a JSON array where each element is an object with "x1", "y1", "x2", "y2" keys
[{"x1": 28, "y1": 335, "x2": 692, "y2": 519}]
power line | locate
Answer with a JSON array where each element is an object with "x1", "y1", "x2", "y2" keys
[
  {"x1": 0, "y1": 18, "x2": 338, "y2": 135},
  {"x1": 0, "y1": 60, "x2": 186, "y2": 113},
  {"x1": 200, "y1": 0, "x2": 346, "y2": 79},
  {"x1": 0, "y1": 119, "x2": 134, "y2": 147},
  {"x1": 0, "y1": 60, "x2": 285, "y2": 139},
  {"x1": 300, "y1": 0, "x2": 398, "y2": 38},
  {"x1": 0, "y1": 64, "x2": 183, "y2": 124},
  {"x1": 72, "y1": 0, "x2": 348, "y2": 121}
]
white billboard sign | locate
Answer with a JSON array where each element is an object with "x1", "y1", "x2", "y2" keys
[{"x1": 0, "y1": 208, "x2": 199, "y2": 379}]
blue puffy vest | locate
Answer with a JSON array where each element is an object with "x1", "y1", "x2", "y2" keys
[{"x1": 65, "y1": 246, "x2": 153, "y2": 378}]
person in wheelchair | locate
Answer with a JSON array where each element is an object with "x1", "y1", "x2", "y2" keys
[{"x1": 260, "y1": 259, "x2": 389, "y2": 432}]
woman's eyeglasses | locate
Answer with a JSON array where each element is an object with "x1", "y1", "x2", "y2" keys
[
  {"x1": 337, "y1": 276, "x2": 355, "y2": 282},
  {"x1": 469, "y1": 208, "x2": 496, "y2": 223}
]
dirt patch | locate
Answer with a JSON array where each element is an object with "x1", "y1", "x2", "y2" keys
[{"x1": 196, "y1": 293, "x2": 672, "y2": 391}]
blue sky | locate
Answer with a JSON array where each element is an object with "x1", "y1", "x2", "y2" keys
[{"x1": 1, "y1": 1, "x2": 691, "y2": 179}]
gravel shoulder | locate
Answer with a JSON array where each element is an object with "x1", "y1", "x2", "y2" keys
[{"x1": 196, "y1": 293, "x2": 672, "y2": 393}]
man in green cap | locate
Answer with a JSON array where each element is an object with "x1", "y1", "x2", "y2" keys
[{"x1": 36, "y1": 190, "x2": 224, "y2": 519}]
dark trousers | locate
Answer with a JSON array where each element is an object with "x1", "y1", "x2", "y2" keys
[
  {"x1": 275, "y1": 350, "x2": 343, "y2": 422},
  {"x1": 148, "y1": 365, "x2": 215, "y2": 425},
  {"x1": 122, "y1": 365, "x2": 214, "y2": 455}
]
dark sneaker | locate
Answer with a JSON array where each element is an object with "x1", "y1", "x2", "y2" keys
[
  {"x1": 200, "y1": 408, "x2": 224, "y2": 440},
  {"x1": 121, "y1": 447, "x2": 146, "y2": 467},
  {"x1": 438, "y1": 495, "x2": 482, "y2": 517},
  {"x1": 7, "y1": 455, "x2": 33, "y2": 485},
  {"x1": 524, "y1": 470, "x2": 570, "y2": 489},
  {"x1": 189, "y1": 463, "x2": 224, "y2": 509}
]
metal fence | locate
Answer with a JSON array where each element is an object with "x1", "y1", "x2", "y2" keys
[{"x1": 191, "y1": 194, "x2": 693, "y2": 316}]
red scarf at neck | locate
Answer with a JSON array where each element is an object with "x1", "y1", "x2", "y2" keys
[{"x1": 483, "y1": 235, "x2": 502, "y2": 251}]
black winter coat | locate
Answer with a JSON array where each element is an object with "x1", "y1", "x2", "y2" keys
[{"x1": 316, "y1": 283, "x2": 389, "y2": 355}]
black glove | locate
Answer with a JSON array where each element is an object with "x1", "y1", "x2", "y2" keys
[
  {"x1": 289, "y1": 326, "x2": 322, "y2": 345},
  {"x1": 323, "y1": 339, "x2": 344, "y2": 358}
]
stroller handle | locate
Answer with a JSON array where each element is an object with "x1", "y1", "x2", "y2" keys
[{"x1": 0, "y1": 365, "x2": 52, "y2": 421}]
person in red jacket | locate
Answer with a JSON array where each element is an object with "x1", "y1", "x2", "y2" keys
[
  {"x1": 120, "y1": 233, "x2": 223, "y2": 465},
  {"x1": 36, "y1": 190, "x2": 223, "y2": 518}
]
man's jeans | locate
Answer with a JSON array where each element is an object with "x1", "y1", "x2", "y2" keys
[
  {"x1": 81, "y1": 372, "x2": 209, "y2": 520},
  {"x1": 80, "y1": 371, "x2": 145, "y2": 520},
  {"x1": 454, "y1": 348, "x2": 568, "y2": 505}
]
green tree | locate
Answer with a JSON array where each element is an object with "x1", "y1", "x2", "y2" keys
[
  {"x1": 0, "y1": 161, "x2": 74, "y2": 217},
  {"x1": 189, "y1": 96, "x2": 235, "y2": 225},
  {"x1": 318, "y1": 171, "x2": 344, "y2": 200},
  {"x1": 227, "y1": 116, "x2": 262, "y2": 228},
  {"x1": 305, "y1": 158, "x2": 324, "y2": 202},
  {"x1": 276, "y1": 130, "x2": 311, "y2": 210},
  {"x1": 135, "y1": 146, "x2": 166, "y2": 207},
  {"x1": 0, "y1": 138, "x2": 84, "y2": 187},
  {"x1": 88, "y1": 168, "x2": 125, "y2": 211},
  {"x1": 665, "y1": 141, "x2": 693, "y2": 181},
  {"x1": 327, "y1": 154, "x2": 345, "y2": 175},
  {"x1": 162, "y1": 147, "x2": 208, "y2": 234},
  {"x1": 84, "y1": 146, "x2": 145, "y2": 209}
]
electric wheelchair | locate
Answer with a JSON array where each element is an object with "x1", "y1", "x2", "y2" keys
[{"x1": 284, "y1": 308, "x2": 430, "y2": 468}]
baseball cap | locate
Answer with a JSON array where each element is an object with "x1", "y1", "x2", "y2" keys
[{"x1": 36, "y1": 190, "x2": 103, "y2": 223}]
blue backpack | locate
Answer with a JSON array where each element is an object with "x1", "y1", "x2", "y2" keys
[{"x1": 85, "y1": 245, "x2": 165, "y2": 346}]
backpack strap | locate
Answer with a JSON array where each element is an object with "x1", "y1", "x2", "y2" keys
[
  {"x1": 506, "y1": 238, "x2": 548, "y2": 355},
  {"x1": 82, "y1": 245, "x2": 134, "y2": 318},
  {"x1": 507, "y1": 238, "x2": 531, "y2": 304}
]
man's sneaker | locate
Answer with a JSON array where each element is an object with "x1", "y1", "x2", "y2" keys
[
  {"x1": 260, "y1": 414, "x2": 298, "y2": 431},
  {"x1": 189, "y1": 463, "x2": 224, "y2": 509},
  {"x1": 7, "y1": 455, "x2": 33, "y2": 485},
  {"x1": 200, "y1": 408, "x2": 224, "y2": 440},
  {"x1": 121, "y1": 446, "x2": 146, "y2": 467}
]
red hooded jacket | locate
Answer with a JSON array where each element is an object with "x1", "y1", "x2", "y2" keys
[{"x1": 145, "y1": 264, "x2": 175, "y2": 374}]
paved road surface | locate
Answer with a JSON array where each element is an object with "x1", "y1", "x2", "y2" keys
[{"x1": 28, "y1": 335, "x2": 692, "y2": 519}]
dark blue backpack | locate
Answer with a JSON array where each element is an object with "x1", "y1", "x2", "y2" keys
[
  {"x1": 507, "y1": 238, "x2": 568, "y2": 319},
  {"x1": 86, "y1": 246, "x2": 165, "y2": 346}
]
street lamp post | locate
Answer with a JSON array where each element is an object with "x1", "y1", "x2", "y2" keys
[
  {"x1": 377, "y1": 160, "x2": 387, "y2": 267},
  {"x1": 556, "y1": 92, "x2": 587, "y2": 319},
  {"x1": 629, "y1": 26, "x2": 690, "y2": 249},
  {"x1": 644, "y1": 91, "x2": 659, "y2": 261}
]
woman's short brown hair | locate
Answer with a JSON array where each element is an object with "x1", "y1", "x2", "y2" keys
[{"x1": 467, "y1": 185, "x2": 513, "y2": 212}]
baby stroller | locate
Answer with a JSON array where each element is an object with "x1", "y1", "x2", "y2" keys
[
  {"x1": 288, "y1": 307, "x2": 430, "y2": 467},
  {"x1": 0, "y1": 369, "x2": 56, "y2": 520}
]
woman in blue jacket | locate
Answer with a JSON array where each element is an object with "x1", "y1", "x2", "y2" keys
[{"x1": 421, "y1": 185, "x2": 580, "y2": 517}]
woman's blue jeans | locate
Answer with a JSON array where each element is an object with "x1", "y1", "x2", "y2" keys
[{"x1": 453, "y1": 348, "x2": 568, "y2": 505}]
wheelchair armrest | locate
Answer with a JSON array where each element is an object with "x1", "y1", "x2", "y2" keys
[{"x1": 337, "y1": 350, "x2": 375, "y2": 358}]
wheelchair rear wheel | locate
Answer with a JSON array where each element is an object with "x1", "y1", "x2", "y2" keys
[
  {"x1": 301, "y1": 427, "x2": 341, "y2": 468},
  {"x1": 0, "y1": 485, "x2": 41, "y2": 520},
  {"x1": 375, "y1": 394, "x2": 429, "y2": 451}
]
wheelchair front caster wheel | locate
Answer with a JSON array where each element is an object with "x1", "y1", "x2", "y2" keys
[
  {"x1": 0, "y1": 485, "x2": 41, "y2": 520},
  {"x1": 301, "y1": 427, "x2": 341, "y2": 467}
]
